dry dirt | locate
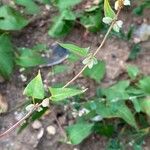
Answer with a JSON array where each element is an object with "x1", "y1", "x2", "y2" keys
[{"x1": 0, "y1": 1, "x2": 150, "y2": 150}]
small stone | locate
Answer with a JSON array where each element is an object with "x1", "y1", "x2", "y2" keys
[
  {"x1": 45, "y1": 5, "x2": 51, "y2": 10},
  {"x1": 20, "y1": 74, "x2": 27, "y2": 82},
  {"x1": 93, "y1": 0, "x2": 99, "y2": 5},
  {"x1": 19, "y1": 68, "x2": 25, "y2": 72},
  {"x1": 134, "y1": 23, "x2": 150, "y2": 43},
  {"x1": 74, "y1": 148, "x2": 79, "y2": 150},
  {"x1": 0, "y1": 94, "x2": 8, "y2": 113},
  {"x1": 37, "y1": 128, "x2": 44, "y2": 140},
  {"x1": 32, "y1": 120, "x2": 42, "y2": 129},
  {"x1": 46, "y1": 125, "x2": 56, "y2": 135}
]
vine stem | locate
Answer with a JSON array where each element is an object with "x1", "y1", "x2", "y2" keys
[
  {"x1": 0, "y1": 103, "x2": 41, "y2": 138},
  {"x1": 0, "y1": 8, "x2": 121, "y2": 138},
  {"x1": 63, "y1": 9, "x2": 121, "y2": 88},
  {"x1": 63, "y1": 65, "x2": 88, "y2": 88}
]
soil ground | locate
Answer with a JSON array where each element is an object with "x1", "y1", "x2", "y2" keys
[{"x1": 0, "y1": 1, "x2": 150, "y2": 150}]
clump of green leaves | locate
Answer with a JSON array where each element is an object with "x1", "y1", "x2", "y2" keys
[
  {"x1": 1, "y1": 0, "x2": 150, "y2": 149},
  {"x1": 22, "y1": 57, "x2": 150, "y2": 148},
  {"x1": 48, "y1": 0, "x2": 104, "y2": 37},
  {"x1": 132, "y1": 0, "x2": 150, "y2": 16},
  {"x1": 0, "y1": 34, "x2": 14, "y2": 79},
  {"x1": 21, "y1": 40, "x2": 150, "y2": 148},
  {"x1": 0, "y1": 5, "x2": 28, "y2": 30}
]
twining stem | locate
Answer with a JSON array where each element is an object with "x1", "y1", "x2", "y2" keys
[
  {"x1": 93, "y1": 9, "x2": 121, "y2": 57},
  {"x1": 0, "y1": 103, "x2": 41, "y2": 138},
  {"x1": 63, "y1": 65, "x2": 88, "y2": 88},
  {"x1": 0, "y1": 8, "x2": 121, "y2": 138},
  {"x1": 63, "y1": 9, "x2": 121, "y2": 88}
]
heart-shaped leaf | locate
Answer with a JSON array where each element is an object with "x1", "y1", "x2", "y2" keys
[
  {"x1": 0, "y1": 5, "x2": 28, "y2": 30},
  {"x1": 0, "y1": 34, "x2": 14, "y2": 79},
  {"x1": 59, "y1": 43, "x2": 89, "y2": 57},
  {"x1": 15, "y1": 0, "x2": 40, "y2": 14},
  {"x1": 83, "y1": 60, "x2": 106, "y2": 83},
  {"x1": 66, "y1": 122, "x2": 94, "y2": 145},
  {"x1": 49, "y1": 87, "x2": 86, "y2": 101},
  {"x1": 24, "y1": 71, "x2": 45, "y2": 99},
  {"x1": 104, "y1": 0, "x2": 115, "y2": 18}
]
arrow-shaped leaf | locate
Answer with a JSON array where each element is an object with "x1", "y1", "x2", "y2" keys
[
  {"x1": 24, "y1": 71, "x2": 45, "y2": 99},
  {"x1": 66, "y1": 122, "x2": 94, "y2": 145},
  {"x1": 49, "y1": 87, "x2": 86, "y2": 101},
  {"x1": 104, "y1": 0, "x2": 115, "y2": 18}
]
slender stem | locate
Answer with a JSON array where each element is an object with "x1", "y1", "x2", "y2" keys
[
  {"x1": 52, "y1": 108, "x2": 67, "y2": 140},
  {"x1": 93, "y1": 9, "x2": 121, "y2": 57},
  {"x1": 0, "y1": 8, "x2": 122, "y2": 139},
  {"x1": 0, "y1": 103, "x2": 40, "y2": 138},
  {"x1": 63, "y1": 9, "x2": 121, "y2": 88},
  {"x1": 63, "y1": 65, "x2": 88, "y2": 88}
]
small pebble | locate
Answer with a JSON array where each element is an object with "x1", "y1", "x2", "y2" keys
[
  {"x1": 32, "y1": 120, "x2": 42, "y2": 129},
  {"x1": 46, "y1": 125, "x2": 56, "y2": 135},
  {"x1": 74, "y1": 148, "x2": 79, "y2": 150},
  {"x1": 20, "y1": 74, "x2": 27, "y2": 82},
  {"x1": 45, "y1": 5, "x2": 51, "y2": 10},
  {"x1": 134, "y1": 23, "x2": 150, "y2": 43},
  {"x1": 19, "y1": 68, "x2": 25, "y2": 72},
  {"x1": 37, "y1": 128, "x2": 44, "y2": 140}
]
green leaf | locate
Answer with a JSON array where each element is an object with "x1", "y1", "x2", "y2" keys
[
  {"x1": 83, "y1": 60, "x2": 106, "y2": 83},
  {"x1": 0, "y1": 34, "x2": 14, "y2": 79},
  {"x1": 24, "y1": 71, "x2": 45, "y2": 99},
  {"x1": 94, "y1": 123, "x2": 114, "y2": 137},
  {"x1": 104, "y1": 0, "x2": 115, "y2": 18},
  {"x1": 0, "y1": 5, "x2": 28, "y2": 30},
  {"x1": 31, "y1": 107, "x2": 48, "y2": 121},
  {"x1": 16, "y1": 48, "x2": 46, "y2": 67},
  {"x1": 15, "y1": 0, "x2": 40, "y2": 14},
  {"x1": 128, "y1": 44, "x2": 141, "y2": 60},
  {"x1": 56, "y1": 0, "x2": 81, "y2": 10},
  {"x1": 127, "y1": 65, "x2": 139, "y2": 79},
  {"x1": 138, "y1": 98, "x2": 150, "y2": 116},
  {"x1": 48, "y1": 10, "x2": 76, "y2": 38},
  {"x1": 32, "y1": 43, "x2": 47, "y2": 52},
  {"x1": 59, "y1": 43, "x2": 89, "y2": 57},
  {"x1": 100, "y1": 80, "x2": 130, "y2": 101},
  {"x1": 139, "y1": 77, "x2": 150, "y2": 94},
  {"x1": 49, "y1": 87, "x2": 86, "y2": 101},
  {"x1": 94, "y1": 100, "x2": 137, "y2": 129},
  {"x1": 66, "y1": 122, "x2": 94, "y2": 145},
  {"x1": 52, "y1": 65, "x2": 69, "y2": 75},
  {"x1": 132, "y1": 2, "x2": 150, "y2": 16},
  {"x1": 106, "y1": 139, "x2": 122, "y2": 150},
  {"x1": 80, "y1": 8, "x2": 102, "y2": 32},
  {"x1": 116, "y1": 102, "x2": 138, "y2": 129},
  {"x1": 131, "y1": 98, "x2": 141, "y2": 113},
  {"x1": 68, "y1": 53, "x2": 80, "y2": 62}
]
